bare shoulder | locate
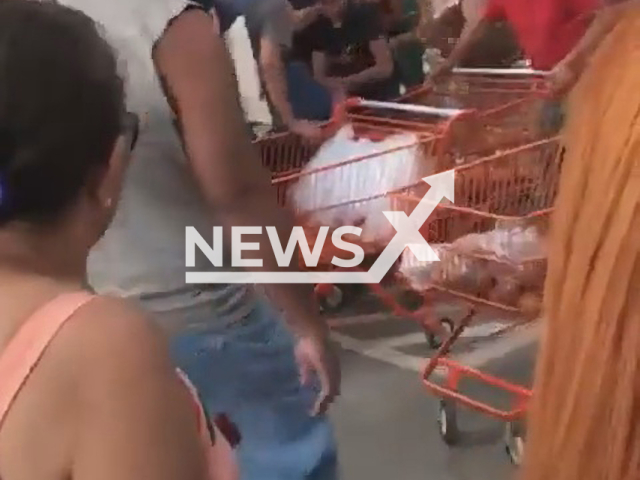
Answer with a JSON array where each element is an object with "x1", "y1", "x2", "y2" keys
[
  {"x1": 60, "y1": 296, "x2": 209, "y2": 480},
  {"x1": 61, "y1": 295, "x2": 174, "y2": 381}
]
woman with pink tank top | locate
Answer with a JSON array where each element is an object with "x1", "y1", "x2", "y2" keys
[{"x1": 0, "y1": 2, "x2": 236, "y2": 479}]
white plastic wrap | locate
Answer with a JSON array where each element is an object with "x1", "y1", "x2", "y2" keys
[
  {"x1": 399, "y1": 224, "x2": 546, "y2": 294},
  {"x1": 290, "y1": 124, "x2": 436, "y2": 244}
]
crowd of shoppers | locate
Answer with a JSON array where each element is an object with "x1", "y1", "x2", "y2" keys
[{"x1": 0, "y1": 0, "x2": 628, "y2": 480}]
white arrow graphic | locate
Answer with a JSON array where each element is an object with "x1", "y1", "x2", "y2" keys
[
  {"x1": 185, "y1": 169, "x2": 455, "y2": 284},
  {"x1": 366, "y1": 169, "x2": 455, "y2": 283}
]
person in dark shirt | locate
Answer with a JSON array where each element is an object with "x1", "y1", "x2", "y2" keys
[
  {"x1": 290, "y1": 0, "x2": 320, "y2": 66},
  {"x1": 196, "y1": 0, "x2": 327, "y2": 136},
  {"x1": 284, "y1": 0, "x2": 336, "y2": 122},
  {"x1": 309, "y1": 0, "x2": 400, "y2": 101},
  {"x1": 377, "y1": 0, "x2": 425, "y2": 87}
]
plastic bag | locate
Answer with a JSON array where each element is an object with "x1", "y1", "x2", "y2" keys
[
  {"x1": 290, "y1": 124, "x2": 436, "y2": 244},
  {"x1": 399, "y1": 223, "x2": 546, "y2": 296}
]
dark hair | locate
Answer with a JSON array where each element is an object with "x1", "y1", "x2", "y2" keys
[{"x1": 0, "y1": 0, "x2": 125, "y2": 225}]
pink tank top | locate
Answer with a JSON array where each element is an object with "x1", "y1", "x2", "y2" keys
[{"x1": 0, "y1": 292, "x2": 238, "y2": 480}]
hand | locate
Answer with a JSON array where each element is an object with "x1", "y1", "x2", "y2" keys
[
  {"x1": 294, "y1": 331, "x2": 341, "y2": 415},
  {"x1": 547, "y1": 60, "x2": 578, "y2": 98},
  {"x1": 289, "y1": 119, "x2": 324, "y2": 142}
]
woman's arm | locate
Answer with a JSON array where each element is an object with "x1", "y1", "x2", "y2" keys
[
  {"x1": 71, "y1": 299, "x2": 210, "y2": 480},
  {"x1": 561, "y1": 0, "x2": 633, "y2": 74},
  {"x1": 550, "y1": 0, "x2": 635, "y2": 93}
]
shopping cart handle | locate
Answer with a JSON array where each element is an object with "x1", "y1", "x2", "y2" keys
[
  {"x1": 354, "y1": 99, "x2": 467, "y2": 118},
  {"x1": 452, "y1": 67, "x2": 549, "y2": 76}
]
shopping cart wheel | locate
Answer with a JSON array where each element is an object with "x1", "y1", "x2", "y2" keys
[
  {"x1": 426, "y1": 317, "x2": 455, "y2": 349},
  {"x1": 437, "y1": 399, "x2": 460, "y2": 445},
  {"x1": 316, "y1": 284, "x2": 344, "y2": 313},
  {"x1": 505, "y1": 420, "x2": 526, "y2": 466}
]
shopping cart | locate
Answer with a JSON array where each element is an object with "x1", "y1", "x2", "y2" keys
[
  {"x1": 258, "y1": 68, "x2": 550, "y2": 180},
  {"x1": 260, "y1": 85, "x2": 553, "y2": 309},
  {"x1": 275, "y1": 135, "x2": 559, "y2": 460},
  {"x1": 264, "y1": 101, "x2": 469, "y2": 309},
  {"x1": 258, "y1": 99, "x2": 460, "y2": 180},
  {"x1": 401, "y1": 67, "x2": 548, "y2": 109},
  {"x1": 400, "y1": 68, "x2": 552, "y2": 154},
  {"x1": 267, "y1": 100, "x2": 472, "y2": 216},
  {"x1": 388, "y1": 137, "x2": 561, "y2": 466}
]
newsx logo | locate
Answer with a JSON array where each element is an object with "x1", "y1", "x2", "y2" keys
[{"x1": 185, "y1": 170, "x2": 454, "y2": 284}]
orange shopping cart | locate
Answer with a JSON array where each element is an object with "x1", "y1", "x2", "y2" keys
[
  {"x1": 401, "y1": 67, "x2": 549, "y2": 108},
  {"x1": 256, "y1": 71, "x2": 552, "y2": 309},
  {"x1": 270, "y1": 132, "x2": 559, "y2": 463},
  {"x1": 258, "y1": 68, "x2": 551, "y2": 180},
  {"x1": 255, "y1": 69, "x2": 559, "y2": 464},
  {"x1": 267, "y1": 100, "x2": 463, "y2": 310},
  {"x1": 390, "y1": 137, "x2": 561, "y2": 466}
]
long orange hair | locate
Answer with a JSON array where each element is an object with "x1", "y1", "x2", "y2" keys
[{"x1": 521, "y1": 5, "x2": 640, "y2": 480}]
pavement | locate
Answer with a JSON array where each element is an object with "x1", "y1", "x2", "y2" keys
[{"x1": 325, "y1": 294, "x2": 538, "y2": 480}]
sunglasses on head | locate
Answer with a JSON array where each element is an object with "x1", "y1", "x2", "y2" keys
[{"x1": 121, "y1": 111, "x2": 140, "y2": 152}]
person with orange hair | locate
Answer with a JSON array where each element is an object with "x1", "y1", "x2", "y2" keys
[{"x1": 519, "y1": 2, "x2": 640, "y2": 480}]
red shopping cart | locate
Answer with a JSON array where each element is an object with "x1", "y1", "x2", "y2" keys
[
  {"x1": 390, "y1": 137, "x2": 560, "y2": 466},
  {"x1": 271, "y1": 132, "x2": 560, "y2": 464},
  {"x1": 254, "y1": 68, "x2": 559, "y2": 464},
  {"x1": 258, "y1": 68, "x2": 551, "y2": 179}
]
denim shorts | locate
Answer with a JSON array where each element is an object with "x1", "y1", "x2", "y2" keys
[{"x1": 169, "y1": 301, "x2": 339, "y2": 480}]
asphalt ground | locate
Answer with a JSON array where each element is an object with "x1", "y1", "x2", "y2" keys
[{"x1": 326, "y1": 290, "x2": 538, "y2": 479}]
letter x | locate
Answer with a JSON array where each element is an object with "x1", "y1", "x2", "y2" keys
[{"x1": 368, "y1": 171, "x2": 454, "y2": 283}]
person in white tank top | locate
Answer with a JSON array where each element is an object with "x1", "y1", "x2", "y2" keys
[
  {"x1": 0, "y1": 2, "x2": 234, "y2": 479},
  {"x1": 50, "y1": 0, "x2": 341, "y2": 478}
]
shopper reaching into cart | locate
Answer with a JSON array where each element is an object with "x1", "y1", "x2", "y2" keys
[
  {"x1": 307, "y1": 0, "x2": 400, "y2": 101},
  {"x1": 197, "y1": 0, "x2": 327, "y2": 136},
  {"x1": 239, "y1": 0, "x2": 332, "y2": 136},
  {"x1": 428, "y1": 0, "x2": 602, "y2": 133},
  {"x1": 429, "y1": 0, "x2": 599, "y2": 76},
  {"x1": 47, "y1": 0, "x2": 341, "y2": 479},
  {"x1": 417, "y1": 0, "x2": 521, "y2": 70}
]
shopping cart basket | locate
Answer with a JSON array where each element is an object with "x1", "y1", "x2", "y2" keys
[
  {"x1": 401, "y1": 67, "x2": 548, "y2": 109},
  {"x1": 265, "y1": 93, "x2": 556, "y2": 309},
  {"x1": 268, "y1": 101, "x2": 474, "y2": 212},
  {"x1": 256, "y1": 68, "x2": 549, "y2": 178},
  {"x1": 389, "y1": 137, "x2": 561, "y2": 466},
  {"x1": 265, "y1": 103, "x2": 465, "y2": 309},
  {"x1": 398, "y1": 68, "x2": 553, "y2": 156},
  {"x1": 258, "y1": 99, "x2": 464, "y2": 180}
]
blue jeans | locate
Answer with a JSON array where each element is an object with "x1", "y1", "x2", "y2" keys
[
  {"x1": 170, "y1": 301, "x2": 338, "y2": 480},
  {"x1": 285, "y1": 61, "x2": 333, "y2": 122}
]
